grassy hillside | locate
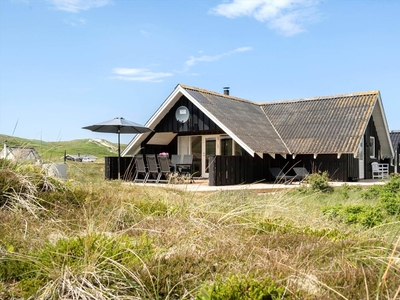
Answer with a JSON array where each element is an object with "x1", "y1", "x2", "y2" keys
[{"x1": 0, "y1": 134, "x2": 125, "y2": 162}]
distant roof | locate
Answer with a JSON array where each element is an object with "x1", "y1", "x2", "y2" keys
[
  {"x1": 390, "y1": 131, "x2": 400, "y2": 149},
  {"x1": 66, "y1": 154, "x2": 97, "y2": 159},
  {"x1": 8, "y1": 146, "x2": 41, "y2": 160}
]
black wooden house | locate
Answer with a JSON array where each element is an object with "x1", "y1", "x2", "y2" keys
[
  {"x1": 121, "y1": 84, "x2": 394, "y2": 185},
  {"x1": 390, "y1": 131, "x2": 400, "y2": 174}
]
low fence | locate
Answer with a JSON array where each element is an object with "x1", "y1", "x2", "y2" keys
[
  {"x1": 105, "y1": 157, "x2": 136, "y2": 180},
  {"x1": 208, "y1": 155, "x2": 267, "y2": 186}
]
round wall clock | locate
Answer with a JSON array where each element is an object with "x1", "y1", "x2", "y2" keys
[{"x1": 175, "y1": 106, "x2": 190, "y2": 123}]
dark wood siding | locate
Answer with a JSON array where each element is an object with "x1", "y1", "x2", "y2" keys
[
  {"x1": 155, "y1": 96, "x2": 221, "y2": 133},
  {"x1": 289, "y1": 154, "x2": 358, "y2": 182},
  {"x1": 364, "y1": 117, "x2": 381, "y2": 179},
  {"x1": 209, "y1": 154, "x2": 270, "y2": 186},
  {"x1": 105, "y1": 156, "x2": 136, "y2": 180},
  {"x1": 208, "y1": 153, "x2": 360, "y2": 186}
]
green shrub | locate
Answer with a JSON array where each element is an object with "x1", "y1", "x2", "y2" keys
[
  {"x1": 361, "y1": 174, "x2": 400, "y2": 217},
  {"x1": 196, "y1": 274, "x2": 286, "y2": 300},
  {"x1": 257, "y1": 219, "x2": 347, "y2": 241},
  {"x1": 305, "y1": 171, "x2": 333, "y2": 193},
  {"x1": 323, "y1": 204, "x2": 384, "y2": 228}
]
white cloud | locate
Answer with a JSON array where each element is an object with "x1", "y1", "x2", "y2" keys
[
  {"x1": 140, "y1": 30, "x2": 149, "y2": 37},
  {"x1": 63, "y1": 17, "x2": 87, "y2": 26},
  {"x1": 185, "y1": 46, "x2": 252, "y2": 67},
  {"x1": 112, "y1": 47, "x2": 252, "y2": 82},
  {"x1": 210, "y1": 0, "x2": 320, "y2": 36},
  {"x1": 46, "y1": 0, "x2": 112, "y2": 13},
  {"x1": 111, "y1": 68, "x2": 173, "y2": 83}
]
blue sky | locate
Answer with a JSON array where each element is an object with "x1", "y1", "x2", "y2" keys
[{"x1": 1, "y1": 0, "x2": 399, "y2": 144}]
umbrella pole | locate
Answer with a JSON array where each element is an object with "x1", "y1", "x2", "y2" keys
[{"x1": 118, "y1": 128, "x2": 121, "y2": 180}]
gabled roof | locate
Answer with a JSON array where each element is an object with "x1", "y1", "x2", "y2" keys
[
  {"x1": 261, "y1": 91, "x2": 379, "y2": 155},
  {"x1": 1, "y1": 146, "x2": 41, "y2": 161},
  {"x1": 123, "y1": 84, "x2": 394, "y2": 158},
  {"x1": 183, "y1": 85, "x2": 289, "y2": 155},
  {"x1": 123, "y1": 84, "x2": 288, "y2": 157},
  {"x1": 391, "y1": 131, "x2": 400, "y2": 150}
]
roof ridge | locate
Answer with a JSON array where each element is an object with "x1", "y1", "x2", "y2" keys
[
  {"x1": 179, "y1": 84, "x2": 258, "y2": 105},
  {"x1": 260, "y1": 90, "x2": 380, "y2": 105},
  {"x1": 260, "y1": 106, "x2": 291, "y2": 154}
]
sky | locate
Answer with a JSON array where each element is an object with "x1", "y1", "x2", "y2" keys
[{"x1": 1, "y1": 0, "x2": 399, "y2": 144}]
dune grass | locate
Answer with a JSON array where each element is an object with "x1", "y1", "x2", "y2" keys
[{"x1": 0, "y1": 159, "x2": 399, "y2": 299}]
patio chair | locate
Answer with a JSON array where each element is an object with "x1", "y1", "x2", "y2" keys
[
  {"x1": 179, "y1": 154, "x2": 193, "y2": 175},
  {"x1": 145, "y1": 154, "x2": 159, "y2": 183},
  {"x1": 133, "y1": 155, "x2": 149, "y2": 183},
  {"x1": 170, "y1": 154, "x2": 182, "y2": 173},
  {"x1": 157, "y1": 155, "x2": 171, "y2": 183},
  {"x1": 371, "y1": 162, "x2": 389, "y2": 179},
  {"x1": 269, "y1": 167, "x2": 295, "y2": 184},
  {"x1": 293, "y1": 167, "x2": 310, "y2": 181}
]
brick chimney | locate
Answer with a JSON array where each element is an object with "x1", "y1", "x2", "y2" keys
[{"x1": 223, "y1": 87, "x2": 230, "y2": 95}]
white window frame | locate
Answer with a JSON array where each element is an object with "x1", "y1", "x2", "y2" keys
[{"x1": 369, "y1": 136, "x2": 376, "y2": 158}]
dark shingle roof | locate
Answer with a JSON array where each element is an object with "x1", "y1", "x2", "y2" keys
[
  {"x1": 182, "y1": 86, "x2": 289, "y2": 154},
  {"x1": 261, "y1": 92, "x2": 378, "y2": 154},
  {"x1": 391, "y1": 131, "x2": 400, "y2": 149}
]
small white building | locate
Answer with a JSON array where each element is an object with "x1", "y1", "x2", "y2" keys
[
  {"x1": 0, "y1": 142, "x2": 41, "y2": 162},
  {"x1": 65, "y1": 154, "x2": 97, "y2": 162}
]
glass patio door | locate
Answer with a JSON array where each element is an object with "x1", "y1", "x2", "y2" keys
[
  {"x1": 359, "y1": 139, "x2": 364, "y2": 179},
  {"x1": 203, "y1": 136, "x2": 218, "y2": 178}
]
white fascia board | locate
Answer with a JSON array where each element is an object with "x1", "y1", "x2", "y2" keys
[
  {"x1": 122, "y1": 85, "x2": 183, "y2": 156},
  {"x1": 375, "y1": 93, "x2": 395, "y2": 157},
  {"x1": 179, "y1": 87, "x2": 256, "y2": 157},
  {"x1": 255, "y1": 152, "x2": 263, "y2": 158},
  {"x1": 122, "y1": 134, "x2": 147, "y2": 156}
]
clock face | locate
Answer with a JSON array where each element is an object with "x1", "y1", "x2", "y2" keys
[{"x1": 175, "y1": 106, "x2": 190, "y2": 123}]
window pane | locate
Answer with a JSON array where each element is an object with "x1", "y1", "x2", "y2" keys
[
  {"x1": 221, "y1": 136, "x2": 233, "y2": 155},
  {"x1": 205, "y1": 138, "x2": 216, "y2": 173},
  {"x1": 191, "y1": 136, "x2": 201, "y2": 177},
  {"x1": 234, "y1": 140, "x2": 243, "y2": 156},
  {"x1": 369, "y1": 137, "x2": 375, "y2": 158},
  {"x1": 178, "y1": 136, "x2": 190, "y2": 155}
]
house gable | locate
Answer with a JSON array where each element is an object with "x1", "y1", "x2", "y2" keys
[
  {"x1": 183, "y1": 86, "x2": 290, "y2": 156},
  {"x1": 123, "y1": 84, "x2": 289, "y2": 157},
  {"x1": 1, "y1": 146, "x2": 41, "y2": 161},
  {"x1": 154, "y1": 95, "x2": 222, "y2": 133}
]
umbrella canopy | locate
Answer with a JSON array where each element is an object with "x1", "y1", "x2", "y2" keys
[{"x1": 82, "y1": 117, "x2": 152, "y2": 179}]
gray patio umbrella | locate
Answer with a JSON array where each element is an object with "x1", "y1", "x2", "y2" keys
[{"x1": 82, "y1": 117, "x2": 152, "y2": 179}]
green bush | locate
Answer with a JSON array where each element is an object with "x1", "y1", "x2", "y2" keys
[
  {"x1": 306, "y1": 171, "x2": 333, "y2": 193},
  {"x1": 362, "y1": 174, "x2": 400, "y2": 217},
  {"x1": 323, "y1": 204, "x2": 384, "y2": 228},
  {"x1": 196, "y1": 274, "x2": 286, "y2": 300}
]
